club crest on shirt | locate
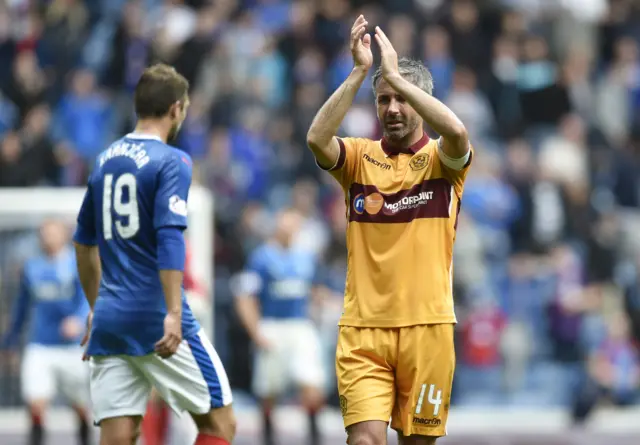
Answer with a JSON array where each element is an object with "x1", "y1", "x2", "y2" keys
[
  {"x1": 410, "y1": 153, "x2": 429, "y2": 171},
  {"x1": 339, "y1": 395, "x2": 348, "y2": 417}
]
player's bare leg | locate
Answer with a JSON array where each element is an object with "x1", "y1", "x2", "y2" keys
[
  {"x1": 99, "y1": 415, "x2": 143, "y2": 445},
  {"x1": 397, "y1": 433, "x2": 437, "y2": 445},
  {"x1": 70, "y1": 403, "x2": 92, "y2": 445},
  {"x1": 259, "y1": 397, "x2": 276, "y2": 445},
  {"x1": 346, "y1": 420, "x2": 388, "y2": 445},
  {"x1": 190, "y1": 404, "x2": 236, "y2": 444},
  {"x1": 300, "y1": 385, "x2": 324, "y2": 445},
  {"x1": 27, "y1": 400, "x2": 47, "y2": 445}
]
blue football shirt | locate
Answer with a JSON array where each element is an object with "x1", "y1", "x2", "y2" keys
[
  {"x1": 235, "y1": 242, "x2": 317, "y2": 319},
  {"x1": 2, "y1": 246, "x2": 89, "y2": 348},
  {"x1": 73, "y1": 133, "x2": 200, "y2": 356}
]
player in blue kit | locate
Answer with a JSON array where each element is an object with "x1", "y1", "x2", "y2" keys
[
  {"x1": 233, "y1": 209, "x2": 326, "y2": 445},
  {"x1": 72, "y1": 64, "x2": 236, "y2": 445},
  {"x1": 1, "y1": 219, "x2": 91, "y2": 445}
]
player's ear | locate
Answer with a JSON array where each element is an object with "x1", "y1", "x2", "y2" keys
[{"x1": 169, "y1": 101, "x2": 180, "y2": 120}]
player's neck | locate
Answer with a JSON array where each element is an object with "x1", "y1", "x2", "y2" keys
[
  {"x1": 133, "y1": 121, "x2": 169, "y2": 143},
  {"x1": 271, "y1": 237, "x2": 291, "y2": 251},
  {"x1": 402, "y1": 129, "x2": 426, "y2": 148},
  {"x1": 43, "y1": 246, "x2": 64, "y2": 260}
]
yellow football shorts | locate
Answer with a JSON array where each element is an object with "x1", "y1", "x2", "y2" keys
[{"x1": 336, "y1": 324, "x2": 455, "y2": 437}]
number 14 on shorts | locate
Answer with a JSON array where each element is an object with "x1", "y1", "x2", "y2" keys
[{"x1": 415, "y1": 384, "x2": 442, "y2": 416}]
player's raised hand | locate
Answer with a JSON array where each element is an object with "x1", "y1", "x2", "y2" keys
[
  {"x1": 155, "y1": 311, "x2": 182, "y2": 359},
  {"x1": 81, "y1": 311, "x2": 93, "y2": 361},
  {"x1": 350, "y1": 15, "x2": 373, "y2": 71},
  {"x1": 374, "y1": 26, "x2": 400, "y2": 81}
]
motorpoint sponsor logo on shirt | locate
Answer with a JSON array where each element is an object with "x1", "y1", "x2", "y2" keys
[
  {"x1": 353, "y1": 190, "x2": 435, "y2": 215},
  {"x1": 383, "y1": 191, "x2": 433, "y2": 215}
]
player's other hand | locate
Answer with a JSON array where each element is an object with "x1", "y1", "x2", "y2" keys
[
  {"x1": 81, "y1": 311, "x2": 93, "y2": 361},
  {"x1": 61, "y1": 316, "x2": 84, "y2": 340},
  {"x1": 155, "y1": 311, "x2": 182, "y2": 359},
  {"x1": 374, "y1": 26, "x2": 400, "y2": 81},
  {"x1": 255, "y1": 335, "x2": 273, "y2": 351},
  {"x1": 350, "y1": 14, "x2": 373, "y2": 71}
]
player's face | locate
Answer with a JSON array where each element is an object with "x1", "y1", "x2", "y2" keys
[
  {"x1": 40, "y1": 220, "x2": 68, "y2": 255},
  {"x1": 167, "y1": 97, "x2": 190, "y2": 143},
  {"x1": 375, "y1": 78, "x2": 422, "y2": 144},
  {"x1": 276, "y1": 211, "x2": 302, "y2": 247}
]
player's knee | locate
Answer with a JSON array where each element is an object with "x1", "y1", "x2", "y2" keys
[
  {"x1": 300, "y1": 386, "x2": 324, "y2": 411},
  {"x1": 100, "y1": 417, "x2": 142, "y2": 445},
  {"x1": 348, "y1": 430, "x2": 386, "y2": 445},
  {"x1": 28, "y1": 400, "x2": 47, "y2": 419},
  {"x1": 398, "y1": 436, "x2": 437, "y2": 445},
  {"x1": 349, "y1": 436, "x2": 385, "y2": 445},
  {"x1": 221, "y1": 411, "x2": 237, "y2": 441},
  {"x1": 102, "y1": 430, "x2": 139, "y2": 445},
  {"x1": 193, "y1": 405, "x2": 237, "y2": 442}
]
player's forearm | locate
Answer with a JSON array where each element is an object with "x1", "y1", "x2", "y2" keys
[
  {"x1": 385, "y1": 74, "x2": 469, "y2": 156},
  {"x1": 74, "y1": 243, "x2": 101, "y2": 310},
  {"x1": 159, "y1": 270, "x2": 183, "y2": 316},
  {"x1": 157, "y1": 227, "x2": 186, "y2": 315},
  {"x1": 234, "y1": 296, "x2": 262, "y2": 342},
  {"x1": 306, "y1": 67, "x2": 368, "y2": 166}
]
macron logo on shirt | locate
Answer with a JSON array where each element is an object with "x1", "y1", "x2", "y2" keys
[{"x1": 169, "y1": 195, "x2": 188, "y2": 217}]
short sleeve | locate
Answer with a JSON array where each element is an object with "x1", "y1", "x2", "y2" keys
[
  {"x1": 438, "y1": 141, "x2": 474, "y2": 196},
  {"x1": 153, "y1": 153, "x2": 192, "y2": 230},
  {"x1": 318, "y1": 137, "x2": 363, "y2": 190},
  {"x1": 230, "y1": 250, "x2": 265, "y2": 296},
  {"x1": 74, "y1": 182, "x2": 97, "y2": 246}
]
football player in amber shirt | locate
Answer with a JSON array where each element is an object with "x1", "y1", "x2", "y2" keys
[{"x1": 306, "y1": 15, "x2": 472, "y2": 445}]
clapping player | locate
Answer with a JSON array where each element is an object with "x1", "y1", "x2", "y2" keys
[
  {"x1": 307, "y1": 16, "x2": 473, "y2": 445},
  {"x1": 1, "y1": 219, "x2": 91, "y2": 445},
  {"x1": 73, "y1": 64, "x2": 235, "y2": 445}
]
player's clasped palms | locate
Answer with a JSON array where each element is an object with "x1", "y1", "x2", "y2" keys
[
  {"x1": 155, "y1": 312, "x2": 182, "y2": 358},
  {"x1": 350, "y1": 15, "x2": 372, "y2": 70}
]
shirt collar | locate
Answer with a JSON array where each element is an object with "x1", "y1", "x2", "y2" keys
[
  {"x1": 125, "y1": 133, "x2": 163, "y2": 142},
  {"x1": 381, "y1": 132, "x2": 430, "y2": 156}
]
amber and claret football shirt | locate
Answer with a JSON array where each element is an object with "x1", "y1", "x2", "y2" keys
[{"x1": 323, "y1": 133, "x2": 472, "y2": 327}]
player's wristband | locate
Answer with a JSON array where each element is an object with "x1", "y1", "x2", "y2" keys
[{"x1": 157, "y1": 227, "x2": 186, "y2": 271}]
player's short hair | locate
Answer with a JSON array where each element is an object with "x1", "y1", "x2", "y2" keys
[
  {"x1": 134, "y1": 64, "x2": 189, "y2": 119},
  {"x1": 372, "y1": 57, "x2": 434, "y2": 96}
]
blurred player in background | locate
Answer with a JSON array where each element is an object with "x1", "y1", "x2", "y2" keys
[
  {"x1": 1, "y1": 219, "x2": 91, "y2": 445},
  {"x1": 307, "y1": 16, "x2": 472, "y2": 445},
  {"x1": 233, "y1": 208, "x2": 326, "y2": 445},
  {"x1": 72, "y1": 63, "x2": 235, "y2": 445}
]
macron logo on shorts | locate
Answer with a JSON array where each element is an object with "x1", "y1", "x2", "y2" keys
[
  {"x1": 169, "y1": 195, "x2": 188, "y2": 217},
  {"x1": 412, "y1": 417, "x2": 441, "y2": 426}
]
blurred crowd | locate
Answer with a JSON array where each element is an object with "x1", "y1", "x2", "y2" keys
[{"x1": 2, "y1": 0, "x2": 640, "y2": 417}]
